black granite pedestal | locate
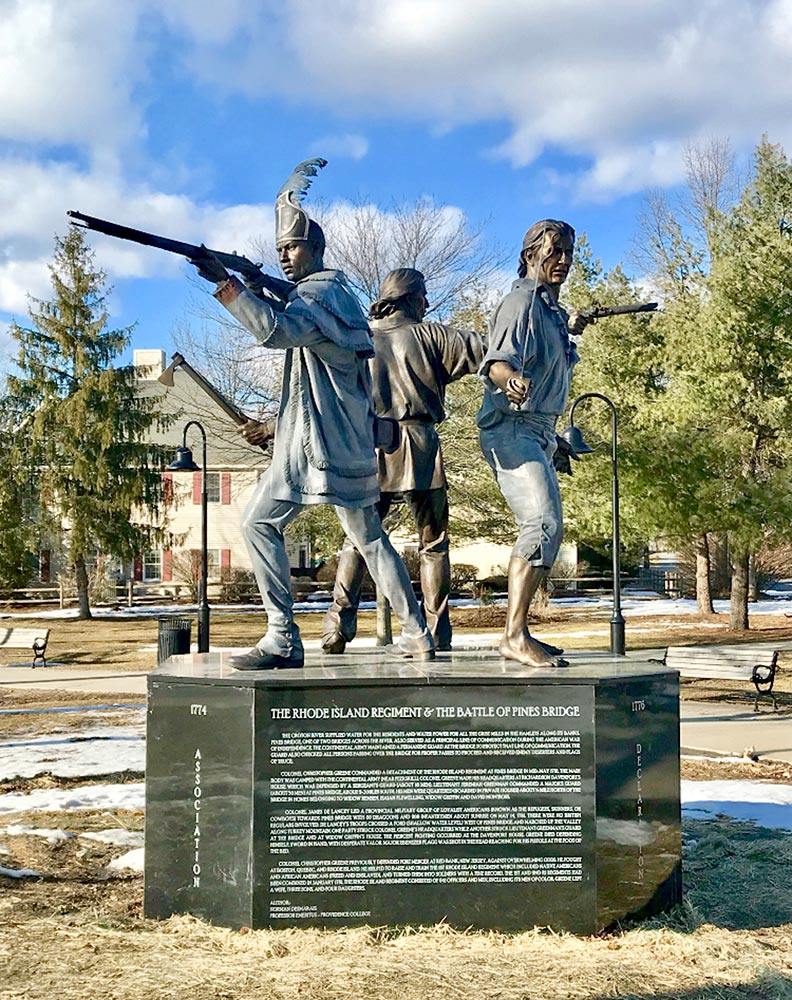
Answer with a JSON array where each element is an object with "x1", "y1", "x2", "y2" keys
[{"x1": 144, "y1": 651, "x2": 681, "y2": 934}]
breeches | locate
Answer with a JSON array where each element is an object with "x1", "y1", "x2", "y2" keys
[
  {"x1": 240, "y1": 471, "x2": 425, "y2": 641},
  {"x1": 479, "y1": 416, "x2": 563, "y2": 569},
  {"x1": 323, "y1": 488, "x2": 451, "y2": 648}
]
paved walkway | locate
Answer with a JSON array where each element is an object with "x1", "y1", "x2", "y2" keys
[{"x1": 2, "y1": 639, "x2": 791, "y2": 763}]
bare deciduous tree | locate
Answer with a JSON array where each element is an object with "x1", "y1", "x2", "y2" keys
[
  {"x1": 682, "y1": 137, "x2": 738, "y2": 239},
  {"x1": 172, "y1": 314, "x2": 282, "y2": 421},
  {"x1": 252, "y1": 195, "x2": 505, "y2": 315},
  {"x1": 177, "y1": 196, "x2": 502, "y2": 422}
]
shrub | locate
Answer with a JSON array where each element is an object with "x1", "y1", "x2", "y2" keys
[
  {"x1": 450, "y1": 562, "x2": 479, "y2": 594},
  {"x1": 219, "y1": 567, "x2": 258, "y2": 604}
]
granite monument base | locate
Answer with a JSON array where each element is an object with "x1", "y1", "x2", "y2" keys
[{"x1": 144, "y1": 650, "x2": 681, "y2": 934}]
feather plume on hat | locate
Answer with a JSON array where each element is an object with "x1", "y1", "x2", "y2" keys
[{"x1": 275, "y1": 158, "x2": 327, "y2": 245}]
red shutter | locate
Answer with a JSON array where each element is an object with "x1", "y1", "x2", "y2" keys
[
  {"x1": 221, "y1": 548, "x2": 231, "y2": 573},
  {"x1": 133, "y1": 555, "x2": 143, "y2": 581},
  {"x1": 192, "y1": 472, "x2": 201, "y2": 504},
  {"x1": 162, "y1": 549, "x2": 172, "y2": 582},
  {"x1": 221, "y1": 472, "x2": 231, "y2": 504},
  {"x1": 163, "y1": 471, "x2": 174, "y2": 505}
]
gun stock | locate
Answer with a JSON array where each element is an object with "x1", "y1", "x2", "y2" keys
[{"x1": 158, "y1": 353, "x2": 274, "y2": 451}]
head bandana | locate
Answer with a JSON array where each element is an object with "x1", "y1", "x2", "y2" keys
[{"x1": 377, "y1": 268, "x2": 426, "y2": 302}]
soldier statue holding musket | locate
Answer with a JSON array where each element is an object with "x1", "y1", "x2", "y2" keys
[{"x1": 185, "y1": 161, "x2": 435, "y2": 669}]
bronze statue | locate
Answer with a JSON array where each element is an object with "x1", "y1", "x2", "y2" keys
[
  {"x1": 477, "y1": 220, "x2": 590, "y2": 668},
  {"x1": 189, "y1": 161, "x2": 434, "y2": 669},
  {"x1": 322, "y1": 268, "x2": 484, "y2": 653}
]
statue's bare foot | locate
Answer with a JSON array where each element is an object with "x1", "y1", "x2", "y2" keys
[{"x1": 499, "y1": 633, "x2": 567, "y2": 668}]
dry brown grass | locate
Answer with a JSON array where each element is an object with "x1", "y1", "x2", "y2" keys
[{"x1": 1, "y1": 816, "x2": 791, "y2": 999}]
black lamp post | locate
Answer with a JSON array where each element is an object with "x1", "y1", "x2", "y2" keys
[
  {"x1": 562, "y1": 392, "x2": 625, "y2": 655},
  {"x1": 168, "y1": 421, "x2": 210, "y2": 653}
]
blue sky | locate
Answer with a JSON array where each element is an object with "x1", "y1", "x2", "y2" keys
[{"x1": 3, "y1": 0, "x2": 792, "y2": 369}]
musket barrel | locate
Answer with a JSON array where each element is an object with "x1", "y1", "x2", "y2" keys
[
  {"x1": 588, "y1": 301, "x2": 658, "y2": 320},
  {"x1": 67, "y1": 209, "x2": 294, "y2": 303},
  {"x1": 67, "y1": 211, "x2": 199, "y2": 258}
]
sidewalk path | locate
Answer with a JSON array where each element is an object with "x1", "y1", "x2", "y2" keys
[{"x1": 2, "y1": 639, "x2": 791, "y2": 763}]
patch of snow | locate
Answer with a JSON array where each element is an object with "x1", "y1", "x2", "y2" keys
[
  {"x1": 682, "y1": 779, "x2": 792, "y2": 831},
  {"x1": 0, "y1": 719, "x2": 146, "y2": 781},
  {"x1": 3, "y1": 824, "x2": 73, "y2": 844},
  {"x1": 0, "y1": 782, "x2": 145, "y2": 815},
  {"x1": 0, "y1": 865, "x2": 40, "y2": 878},
  {"x1": 81, "y1": 828, "x2": 143, "y2": 848},
  {"x1": 108, "y1": 847, "x2": 144, "y2": 872}
]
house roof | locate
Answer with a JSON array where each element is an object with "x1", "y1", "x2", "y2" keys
[{"x1": 134, "y1": 353, "x2": 273, "y2": 471}]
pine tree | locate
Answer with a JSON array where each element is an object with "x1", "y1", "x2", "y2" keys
[
  {"x1": 560, "y1": 238, "x2": 667, "y2": 568},
  {"x1": 7, "y1": 228, "x2": 170, "y2": 618},
  {"x1": 682, "y1": 139, "x2": 792, "y2": 628},
  {"x1": 0, "y1": 397, "x2": 38, "y2": 591}
]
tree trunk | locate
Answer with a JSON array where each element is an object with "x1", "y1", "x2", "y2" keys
[
  {"x1": 729, "y1": 550, "x2": 750, "y2": 631},
  {"x1": 695, "y1": 534, "x2": 715, "y2": 615},
  {"x1": 74, "y1": 554, "x2": 92, "y2": 620},
  {"x1": 748, "y1": 555, "x2": 758, "y2": 603}
]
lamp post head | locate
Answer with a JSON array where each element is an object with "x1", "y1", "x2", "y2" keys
[
  {"x1": 560, "y1": 424, "x2": 594, "y2": 456},
  {"x1": 167, "y1": 445, "x2": 200, "y2": 472}
]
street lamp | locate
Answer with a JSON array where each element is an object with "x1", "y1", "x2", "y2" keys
[
  {"x1": 168, "y1": 421, "x2": 210, "y2": 653},
  {"x1": 561, "y1": 393, "x2": 625, "y2": 655}
]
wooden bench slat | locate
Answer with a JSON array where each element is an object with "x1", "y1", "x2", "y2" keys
[
  {"x1": 658, "y1": 643, "x2": 779, "y2": 711},
  {"x1": 678, "y1": 666, "x2": 756, "y2": 679},
  {"x1": 671, "y1": 656, "x2": 760, "y2": 665},
  {"x1": 0, "y1": 627, "x2": 50, "y2": 666},
  {"x1": 665, "y1": 650, "x2": 774, "y2": 663}
]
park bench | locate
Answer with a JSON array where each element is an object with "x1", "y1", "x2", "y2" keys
[
  {"x1": 0, "y1": 627, "x2": 50, "y2": 668},
  {"x1": 651, "y1": 644, "x2": 779, "y2": 712}
]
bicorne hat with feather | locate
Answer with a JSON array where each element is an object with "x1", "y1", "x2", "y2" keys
[{"x1": 275, "y1": 157, "x2": 327, "y2": 245}]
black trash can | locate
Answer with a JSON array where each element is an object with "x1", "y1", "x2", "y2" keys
[{"x1": 157, "y1": 616, "x2": 193, "y2": 664}]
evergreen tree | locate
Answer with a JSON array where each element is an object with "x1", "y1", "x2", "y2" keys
[
  {"x1": 681, "y1": 139, "x2": 792, "y2": 628},
  {"x1": 0, "y1": 396, "x2": 38, "y2": 591},
  {"x1": 7, "y1": 229, "x2": 170, "y2": 618},
  {"x1": 560, "y1": 238, "x2": 666, "y2": 568}
]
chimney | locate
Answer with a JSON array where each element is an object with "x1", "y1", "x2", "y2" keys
[{"x1": 133, "y1": 349, "x2": 167, "y2": 379}]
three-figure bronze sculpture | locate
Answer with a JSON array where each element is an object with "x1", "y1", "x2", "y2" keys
[{"x1": 68, "y1": 172, "x2": 605, "y2": 671}]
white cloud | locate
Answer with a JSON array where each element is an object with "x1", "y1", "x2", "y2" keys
[
  {"x1": 166, "y1": 0, "x2": 792, "y2": 197},
  {"x1": 0, "y1": 0, "x2": 146, "y2": 152},
  {"x1": 2, "y1": 0, "x2": 792, "y2": 307},
  {"x1": 309, "y1": 133, "x2": 370, "y2": 161},
  {"x1": 0, "y1": 159, "x2": 276, "y2": 315}
]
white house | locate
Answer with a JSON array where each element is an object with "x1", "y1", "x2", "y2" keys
[{"x1": 132, "y1": 349, "x2": 311, "y2": 589}]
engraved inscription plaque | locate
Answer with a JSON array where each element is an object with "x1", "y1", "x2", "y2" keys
[{"x1": 258, "y1": 683, "x2": 595, "y2": 931}]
